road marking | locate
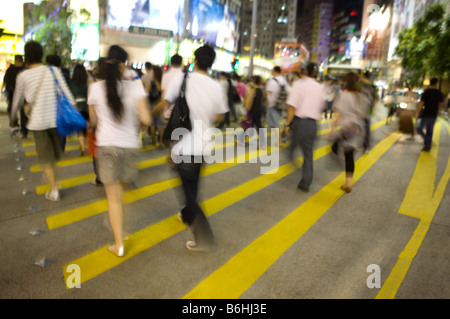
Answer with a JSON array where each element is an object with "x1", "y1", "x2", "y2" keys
[
  {"x1": 48, "y1": 120, "x2": 379, "y2": 227},
  {"x1": 376, "y1": 120, "x2": 450, "y2": 299},
  {"x1": 61, "y1": 120, "x2": 386, "y2": 288},
  {"x1": 61, "y1": 142, "x2": 327, "y2": 287},
  {"x1": 47, "y1": 144, "x2": 277, "y2": 230},
  {"x1": 183, "y1": 131, "x2": 401, "y2": 299}
]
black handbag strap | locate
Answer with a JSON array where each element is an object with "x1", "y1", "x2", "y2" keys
[{"x1": 179, "y1": 71, "x2": 188, "y2": 98}]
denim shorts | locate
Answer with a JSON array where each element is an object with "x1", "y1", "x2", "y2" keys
[{"x1": 97, "y1": 146, "x2": 138, "y2": 184}]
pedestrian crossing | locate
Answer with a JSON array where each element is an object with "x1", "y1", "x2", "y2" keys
[{"x1": 17, "y1": 116, "x2": 450, "y2": 298}]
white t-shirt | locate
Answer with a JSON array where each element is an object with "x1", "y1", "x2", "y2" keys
[
  {"x1": 161, "y1": 66, "x2": 183, "y2": 119},
  {"x1": 164, "y1": 71, "x2": 228, "y2": 157},
  {"x1": 88, "y1": 80, "x2": 147, "y2": 149},
  {"x1": 11, "y1": 65, "x2": 75, "y2": 130},
  {"x1": 265, "y1": 75, "x2": 290, "y2": 108},
  {"x1": 286, "y1": 77, "x2": 326, "y2": 121}
]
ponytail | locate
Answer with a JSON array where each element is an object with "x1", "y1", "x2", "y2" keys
[{"x1": 105, "y1": 45, "x2": 128, "y2": 122}]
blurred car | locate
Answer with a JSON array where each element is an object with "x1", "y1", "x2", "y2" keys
[{"x1": 383, "y1": 90, "x2": 421, "y2": 111}]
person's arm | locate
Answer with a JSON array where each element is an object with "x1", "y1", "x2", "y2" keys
[
  {"x1": 9, "y1": 73, "x2": 25, "y2": 128},
  {"x1": 152, "y1": 99, "x2": 169, "y2": 118},
  {"x1": 416, "y1": 100, "x2": 424, "y2": 119},
  {"x1": 284, "y1": 105, "x2": 295, "y2": 136},
  {"x1": 88, "y1": 104, "x2": 97, "y2": 129},
  {"x1": 137, "y1": 96, "x2": 151, "y2": 131}
]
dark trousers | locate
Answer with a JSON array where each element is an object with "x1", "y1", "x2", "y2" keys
[
  {"x1": 417, "y1": 117, "x2": 436, "y2": 147},
  {"x1": 176, "y1": 156, "x2": 214, "y2": 246},
  {"x1": 363, "y1": 117, "x2": 370, "y2": 151},
  {"x1": 344, "y1": 149, "x2": 355, "y2": 173},
  {"x1": 289, "y1": 117, "x2": 317, "y2": 189}
]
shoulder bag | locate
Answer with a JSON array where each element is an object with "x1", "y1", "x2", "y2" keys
[
  {"x1": 162, "y1": 71, "x2": 191, "y2": 142},
  {"x1": 49, "y1": 67, "x2": 86, "y2": 136}
]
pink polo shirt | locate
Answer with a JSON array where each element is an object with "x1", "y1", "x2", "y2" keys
[{"x1": 286, "y1": 77, "x2": 326, "y2": 120}]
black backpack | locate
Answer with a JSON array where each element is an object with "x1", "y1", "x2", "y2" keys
[
  {"x1": 227, "y1": 79, "x2": 241, "y2": 104},
  {"x1": 162, "y1": 71, "x2": 191, "y2": 142},
  {"x1": 148, "y1": 80, "x2": 161, "y2": 104}
]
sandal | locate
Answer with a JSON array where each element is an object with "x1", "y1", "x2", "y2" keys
[{"x1": 340, "y1": 185, "x2": 352, "y2": 193}]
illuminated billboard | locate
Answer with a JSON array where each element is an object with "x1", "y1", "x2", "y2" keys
[
  {"x1": 70, "y1": 0, "x2": 100, "y2": 61},
  {"x1": 188, "y1": 0, "x2": 236, "y2": 51},
  {"x1": 0, "y1": 2, "x2": 24, "y2": 35},
  {"x1": 107, "y1": 0, "x2": 184, "y2": 35}
]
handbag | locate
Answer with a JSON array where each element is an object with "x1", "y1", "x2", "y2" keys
[
  {"x1": 49, "y1": 67, "x2": 86, "y2": 136},
  {"x1": 162, "y1": 71, "x2": 191, "y2": 142},
  {"x1": 23, "y1": 67, "x2": 46, "y2": 118}
]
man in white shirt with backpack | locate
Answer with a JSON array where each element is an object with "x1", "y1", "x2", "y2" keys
[{"x1": 265, "y1": 66, "x2": 289, "y2": 146}]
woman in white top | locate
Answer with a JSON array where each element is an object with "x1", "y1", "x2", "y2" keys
[{"x1": 88, "y1": 45, "x2": 151, "y2": 257}]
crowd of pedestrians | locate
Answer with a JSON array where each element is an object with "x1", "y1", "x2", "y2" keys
[{"x1": 3, "y1": 40, "x2": 447, "y2": 256}]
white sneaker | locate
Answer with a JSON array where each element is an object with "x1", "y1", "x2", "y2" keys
[
  {"x1": 45, "y1": 190, "x2": 60, "y2": 201},
  {"x1": 185, "y1": 240, "x2": 211, "y2": 252}
]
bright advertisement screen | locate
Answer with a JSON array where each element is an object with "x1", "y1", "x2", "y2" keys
[
  {"x1": 188, "y1": 0, "x2": 235, "y2": 51},
  {"x1": 107, "y1": 0, "x2": 184, "y2": 34},
  {"x1": 71, "y1": 24, "x2": 100, "y2": 61},
  {"x1": 0, "y1": 1, "x2": 24, "y2": 35}
]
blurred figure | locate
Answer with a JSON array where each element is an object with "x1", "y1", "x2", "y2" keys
[
  {"x1": 10, "y1": 41, "x2": 75, "y2": 201},
  {"x1": 323, "y1": 78, "x2": 336, "y2": 120},
  {"x1": 161, "y1": 54, "x2": 183, "y2": 121},
  {"x1": 360, "y1": 71, "x2": 378, "y2": 153},
  {"x1": 217, "y1": 72, "x2": 231, "y2": 129},
  {"x1": 70, "y1": 64, "x2": 89, "y2": 156},
  {"x1": 329, "y1": 72, "x2": 368, "y2": 193},
  {"x1": 242, "y1": 75, "x2": 266, "y2": 145},
  {"x1": 147, "y1": 65, "x2": 165, "y2": 147},
  {"x1": 284, "y1": 62, "x2": 325, "y2": 192},
  {"x1": 2, "y1": 55, "x2": 25, "y2": 136},
  {"x1": 88, "y1": 58, "x2": 107, "y2": 187},
  {"x1": 235, "y1": 74, "x2": 246, "y2": 118},
  {"x1": 141, "y1": 62, "x2": 153, "y2": 91},
  {"x1": 88, "y1": 45, "x2": 151, "y2": 257},
  {"x1": 152, "y1": 45, "x2": 228, "y2": 252},
  {"x1": 266, "y1": 66, "x2": 289, "y2": 146},
  {"x1": 415, "y1": 77, "x2": 444, "y2": 152}
]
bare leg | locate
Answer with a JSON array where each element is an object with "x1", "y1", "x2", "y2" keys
[
  {"x1": 105, "y1": 182, "x2": 124, "y2": 255},
  {"x1": 77, "y1": 131, "x2": 86, "y2": 154},
  {"x1": 42, "y1": 165, "x2": 58, "y2": 192}
]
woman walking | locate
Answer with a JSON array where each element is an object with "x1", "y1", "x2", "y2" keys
[
  {"x1": 70, "y1": 64, "x2": 89, "y2": 156},
  {"x1": 329, "y1": 72, "x2": 368, "y2": 193},
  {"x1": 88, "y1": 45, "x2": 151, "y2": 257}
]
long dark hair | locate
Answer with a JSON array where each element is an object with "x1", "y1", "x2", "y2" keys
[
  {"x1": 71, "y1": 64, "x2": 87, "y2": 87},
  {"x1": 152, "y1": 65, "x2": 162, "y2": 85},
  {"x1": 106, "y1": 45, "x2": 128, "y2": 122}
]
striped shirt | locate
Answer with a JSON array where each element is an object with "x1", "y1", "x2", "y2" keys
[{"x1": 11, "y1": 65, "x2": 75, "y2": 131}]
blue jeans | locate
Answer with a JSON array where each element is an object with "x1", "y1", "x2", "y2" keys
[{"x1": 417, "y1": 117, "x2": 436, "y2": 147}]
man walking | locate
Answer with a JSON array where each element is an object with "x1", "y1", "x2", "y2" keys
[
  {"x1": 152, "y1": 45, "x2": 228, "y2": 251},
  {"x1": 415, "y1": 77, "x2": 444, "y2": 152},
  {"x1": 284, "y1": 62, "x2": 325, "y2": 192},
  {"x1": 266, "y1": 66, "x2": 289, "y2": 146}
]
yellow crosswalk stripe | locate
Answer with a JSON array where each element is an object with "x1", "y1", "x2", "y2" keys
[
  {"x1": 183, "y1": 131, "x2": 401, "y2": 298},
  {"x1": 47, "y1": 145, "x2": 277, "y2": 230},
  {"x1": 61, "y1": 120, "x2": 386, "y2": 288},
  {"x1": 50, "y1": 120, "x2": 384, "y2": 229},
  {"x1": 376, "y1": 120, "x2": 450, "y2": 299}
]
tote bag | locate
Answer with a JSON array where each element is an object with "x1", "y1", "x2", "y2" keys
[
  {"x1": 49, "y1": 67, "x2": 86, "y2": 136},
  {"x1": 162, "y1": 71, "x2": 191, "y2": 142}
]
